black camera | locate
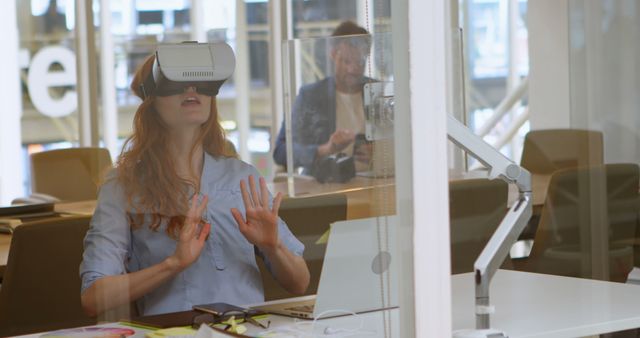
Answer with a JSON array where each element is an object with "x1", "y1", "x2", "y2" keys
[{"x1": 312, "y1": 153, "x2": 355, "y2": 183}]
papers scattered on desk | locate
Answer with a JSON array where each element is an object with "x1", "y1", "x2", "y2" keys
[
  {"x1": 40, "y1": 322, "x2": 152, "y2": 338},
  {"x1": 144, "y1": 325, "x2": 237, "y2": 338},
  {"x1": 29, "y1": 321, "x2": 243, "y2": 338},
  {"x1": 145, "y1": 326, "x2": 196, "y2": 338},
  {"x1": 195, "y1": 325, "x2": 240, "y2": 338}
]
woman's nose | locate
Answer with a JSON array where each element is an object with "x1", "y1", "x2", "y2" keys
[{"x1": 184, "y1": 85, "x2": 197, "y2": 93}]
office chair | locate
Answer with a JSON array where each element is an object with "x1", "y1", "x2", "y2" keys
[
  {"x1": 256, "y1": 193, "x2": 348, "y2": 300},
  {"x1": 0, "y1": 215, "x2": 96, "y2": 336},
  {"x1": 520, "y1": 129, "x2": 604, "y2": 175},
  {"x1": 523, "y1": 164, "x2": 639, "y2": 282},
  {"x1": 518, "y1": 129, "x2": 604, "y2": 241},
  {"x1": 30, "y1": 147, "x2": 112, "y2": 202},
  {"x1": 449, "y1": 178, "x2": 510, "y2": 274}
]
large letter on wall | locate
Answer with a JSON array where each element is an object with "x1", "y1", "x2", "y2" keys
[{"x1": 28, "y1": 46, "x2": 77, "y2": 118}]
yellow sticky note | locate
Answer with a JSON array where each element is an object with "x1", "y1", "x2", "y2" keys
[
  {"x1": 225, "y1": 316, "x2": 247, "y2": 335},
  {"x1": 145, "y1": 326, "x2": 196, "y2": 338},
  {"x1": 316, "y1": 228, "x2": 331, "y2": 245}
]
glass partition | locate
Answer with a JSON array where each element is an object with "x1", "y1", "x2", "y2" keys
[
  {"x1": 460, "y1": 0, "x2": 530, "y2": 166},
  {"x1": 11, "y1": 0, "x2": 280, "y2": 199},
  {"x1": 279, "y1": 33, "x2": 395, "y2": 219},
  {"x1": 269, "y1": 29, "x2": 401, "y2": 335},
  {"x1": 3, "y1": 0, "x2": 417, "y2": 335},
  {"x1": 17, "y1": 0, "x2": 79, "y2": 195},
  {"x1": 451, "y1": 1, "x2": 640, "y2": 336},
  {"x1": 557, "y1": 0, "x2": 640, "y2": 285}
]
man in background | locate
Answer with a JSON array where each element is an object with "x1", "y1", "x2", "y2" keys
[
  {"x1": 273, "y1": 21, "x2": 372, "y2": 179},
  {"x1": 40, "y1": 0, "x2": 67, "y2": 35}
]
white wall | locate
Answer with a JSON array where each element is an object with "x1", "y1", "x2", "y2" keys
[
  {"x1": 392, "y1": 0, "x2": 452, "y2": 336},
  {"x1": 568, "y1": 0, "x2": 640, "y2": 164},
  {"x1": 529, "y1": 0, "x2": 640, "y2": 164},
  {"x1": 528, "y1": 0, "x2": 571, "y2": 130},
  {"x1": 0, "y1": 1, "x2": 25, "y2": 204}
]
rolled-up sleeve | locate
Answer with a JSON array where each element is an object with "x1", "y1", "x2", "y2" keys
[
  {"x1": 79, "y1": 179, "x2": 131, "y2": 292},
  {"x1": 256, "y1": 217, "x2": 305, "y2": 275},
  {"x1": 276, "y1": 217, "x2": 305, "y2": 257}
]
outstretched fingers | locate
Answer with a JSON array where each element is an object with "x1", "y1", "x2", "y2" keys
[
  {"x1": 181, "y1": 195, "x2": 199, "y2": 237},
  {"x1": 237, "y1": 174, "x2": 279, "y2": 219},
  {"x1": 248, "y1": 175, "x2": 261, "y2": 207},
  {"x1": 197, "y1": 222, "x2": 211, "y2": 242},
  {"x1": 259, "y1": 177, "x2": 270, "y2": 208},
  {"x1": 231, "y1": 208, "x2": 247, "y2": 232},
  {"x1": 187, "y1": 194, "x2": 208, "y2": 220},
  {"x1": 239, "y1": 179, "x2": 254, "y2": 210},
  {"x1": 183, "y1": 194, "x2": 208, "y2": 238},
  {"x1": 271, "y1": 192, "x2": 282, "y2": 216}
]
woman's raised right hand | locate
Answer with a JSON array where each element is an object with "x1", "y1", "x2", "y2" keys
[{"x1": 167, "y1": 194, "x2": 210, "y2": 272}]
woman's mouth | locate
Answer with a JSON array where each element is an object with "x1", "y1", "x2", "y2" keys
[{"x1": 181, "y1": 96, "x2": 201, "y2": 106}]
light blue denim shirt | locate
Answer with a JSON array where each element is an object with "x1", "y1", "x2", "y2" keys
[{"x1": 80, "y1": 153, "x2": 304, "y2": 316}]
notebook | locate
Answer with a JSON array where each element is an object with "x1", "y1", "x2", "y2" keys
[{"x1": 251, "y1": 216, "x2": 398, "y2": 319}]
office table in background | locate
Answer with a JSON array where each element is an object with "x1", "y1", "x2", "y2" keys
[
  {"x1": 448, "y1": 169, "x2": 550, "y2": 209},
  {"x1": 269, "y1": 172, "x2": 551, "y2": 219},
  {"x1": 54, "y1": 200, "x2": 98, "y2": 216},
  {"x1": 269, "y1": 176, "x2": 396, "y2": 219},
  {"x1": 0, "y1": 235, "x2": 9, "y2": 277},
  {"x1": 0, "y1": 178, "x2": 393, "y2": 274},
  {"x1": 0, "y1": 200, "x2": 96, "y2": 278},
  {"x1": 0, "y1": 174, "x2": 551, "y2": 277}
]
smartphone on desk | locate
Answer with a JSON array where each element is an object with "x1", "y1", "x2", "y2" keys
[{"x1": 193, "y1": 302, "x2": 245, "y2": 316}]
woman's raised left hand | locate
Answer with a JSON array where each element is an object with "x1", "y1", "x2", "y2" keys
[{"x1": 231, "y1": 175, "x2": 282, "y2": 251}]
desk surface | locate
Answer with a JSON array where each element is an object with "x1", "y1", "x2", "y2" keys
[
  {"x1": 246, "y1": 270, "x2": 640, "y2": 337},
  {"x1": 453, "y1": 270, "x2": 640, "y2": 337},
  {"x1": 242, "y1": 307, "x2": 399, "y2": 337},
  {"x1": 16, "y1": 271, "x2": 638, "y2": 337}
]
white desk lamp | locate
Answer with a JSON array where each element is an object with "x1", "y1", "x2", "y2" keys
[{"x1": 448, "y1": 115, "x2": 532, "y2": 338}]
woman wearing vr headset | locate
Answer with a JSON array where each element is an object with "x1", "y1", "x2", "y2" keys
[{"x1": 80, "y1": 43, "x2": 310, "y2": 317}]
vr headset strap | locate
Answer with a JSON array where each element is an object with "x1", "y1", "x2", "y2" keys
[{"x1": 140, "y1": 73, "x2": 157, "y2": 100}]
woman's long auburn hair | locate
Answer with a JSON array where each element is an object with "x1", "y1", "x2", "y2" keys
[{"x1": 115, "y1": 54, "x2": 232, "y2": 238}]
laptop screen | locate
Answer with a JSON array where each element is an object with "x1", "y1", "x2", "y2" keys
[{"x1": 314, "y1": 216, "x2": 399, "y2": 316}]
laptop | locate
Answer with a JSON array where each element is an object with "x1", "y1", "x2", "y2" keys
[{"x1": 252, "y1": 216, "x2": 398, "y2": 319}]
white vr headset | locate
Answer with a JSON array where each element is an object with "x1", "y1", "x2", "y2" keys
[{"x1": 140, "y1": 42, "x2": 236, "y2": 99}]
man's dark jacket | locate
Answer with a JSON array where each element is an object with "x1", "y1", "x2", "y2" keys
[{"x1": 273, "y1": 77, "x2": 370, "y2": 174}]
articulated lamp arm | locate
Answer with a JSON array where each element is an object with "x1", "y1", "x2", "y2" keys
[{"x1": 447, "y1": 115, "x2": 533, "y2": 336}]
